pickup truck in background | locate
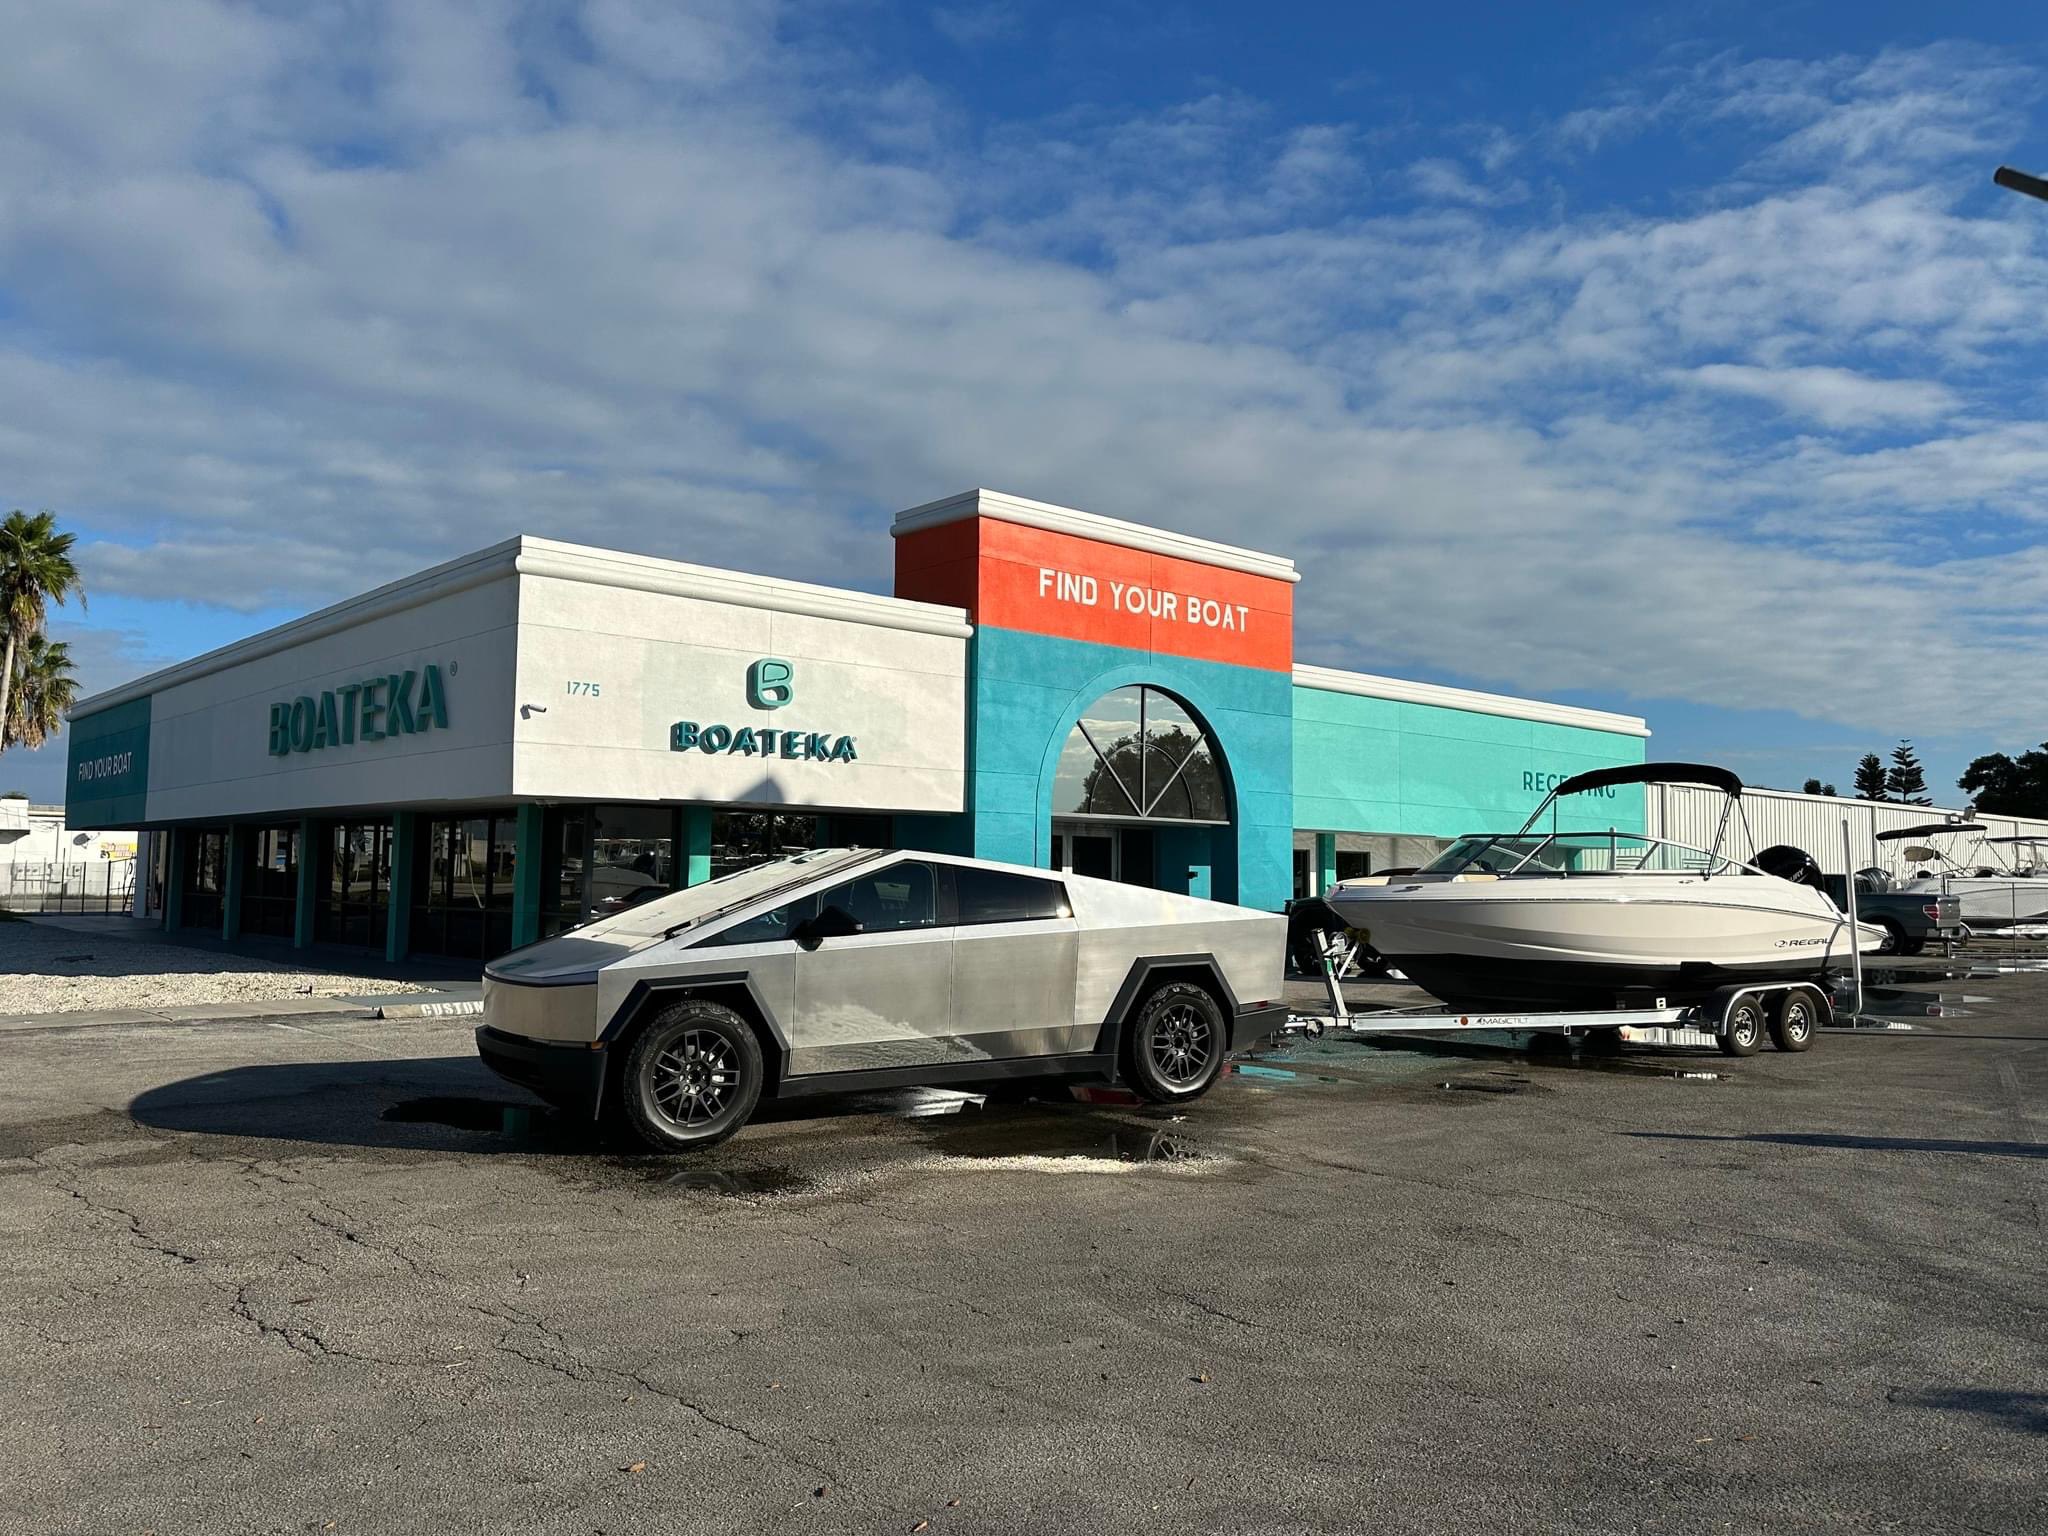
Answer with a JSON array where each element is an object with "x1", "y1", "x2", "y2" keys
[{"x1": 1822, "y1": 869, "x2": 1964, "y2": 955}]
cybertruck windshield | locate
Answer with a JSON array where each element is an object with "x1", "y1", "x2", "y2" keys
[{"x1": 565, "y1": 847, "x2": 880, "y2": 941}]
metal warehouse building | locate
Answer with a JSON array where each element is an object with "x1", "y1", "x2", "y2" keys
[{"x1": 63, "y1": 489, "x2": 1652, "y2": 964}]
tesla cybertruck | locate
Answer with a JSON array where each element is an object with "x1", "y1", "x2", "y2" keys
[{"x1": 477, "y1": 847, "x2": 1288, "y2": 1151}]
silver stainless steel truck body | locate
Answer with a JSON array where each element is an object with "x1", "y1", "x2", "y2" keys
[{"x1": 476, "y1": 848, "x2": 1287, "y2": 1151}]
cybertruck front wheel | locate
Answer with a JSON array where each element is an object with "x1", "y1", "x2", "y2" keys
[
  {"x1": 1124, "y1": 981, "x2": 1228, "y2": 1103},
  {"x1": 619, "y1": 999, "x2": 765, "y2": 1152}
]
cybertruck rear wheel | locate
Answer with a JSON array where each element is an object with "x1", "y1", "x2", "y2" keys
[
  {"x1": 619, "y1": 999, "x2": 764, "y2": 1152},
  {"x1": 1124, "y1": 981, "x2": 1228, "y2": 1103}
]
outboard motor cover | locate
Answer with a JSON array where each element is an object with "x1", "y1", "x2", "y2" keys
[{"x1": 1756, "y1": 844, "x2": 1825, "y2": 890}]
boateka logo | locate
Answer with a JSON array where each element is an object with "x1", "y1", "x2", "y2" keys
[
  {"x1": 672, "y1": 659, "x2": 858, "y2": 764},
  {"x1": 269, "y1": 665, "x2": 450, "y2": 755}
]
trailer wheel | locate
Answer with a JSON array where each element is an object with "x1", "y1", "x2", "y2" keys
[
  {"x1": 618, "y1": 998, "x2": 764, "y2": 1152},
  {"x1": 1124, "y1": 981, "x2": 1228, "y2": 1103},
  {"x1": 1718, "y1": 997, "x2": 1765, "y2": 1057},
  {"x1": 1580, "y1": 1026, "x2": 1624, "y2": 1055},
  {"x1": 1769, "y1": 989, "x2": 1818, "y2": 1052}
]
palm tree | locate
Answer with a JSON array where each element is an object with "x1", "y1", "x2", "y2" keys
[
  {"x1": 0, "y1": 510, "x2": 86, "y2": 750},
  {"x1": 4, "y1": 635, "x2": 77, "y2": 750}
]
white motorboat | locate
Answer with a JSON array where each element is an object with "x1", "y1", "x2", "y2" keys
[
  {"x1": 1325, "y1": 763, "x2": 1884, "y2": 1010},
  {"x1": 1881, "y1": 823, "x2": 2048, "y2": 930}
]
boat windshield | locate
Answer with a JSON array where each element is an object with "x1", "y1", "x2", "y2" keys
[{"x1": 1419, "y1": 831, "x2": 1745, "y2": 878}]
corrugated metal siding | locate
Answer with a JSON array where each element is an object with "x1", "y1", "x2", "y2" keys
[{"x1": 1645, "y1": 785, "x2": 2048, "y2": 876}]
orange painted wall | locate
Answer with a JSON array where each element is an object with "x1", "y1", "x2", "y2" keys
[{"x1": 895, "y1": 517, "x2": 1293, "y2": 672}]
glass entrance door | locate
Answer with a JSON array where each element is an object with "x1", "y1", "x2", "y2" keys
[{"x1": 1052, "y1": 821, "x2": 1152, "y2": 887}]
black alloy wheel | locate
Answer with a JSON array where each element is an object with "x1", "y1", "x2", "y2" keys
[
  {"x1": 1125, "y1": 980, "x2": 1228, "y2": 1103},
  {"x1": 619, "y1": 998, "x2": 765, "y2": 1152}
]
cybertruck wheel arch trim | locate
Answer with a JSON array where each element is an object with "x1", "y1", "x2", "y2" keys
[
  {"x1": 601, "y1": 971, "x2": 790, "y2": 1057},
  {"x1": 1095, "y1": 953, "x2": 1238, "y2": 1063}
]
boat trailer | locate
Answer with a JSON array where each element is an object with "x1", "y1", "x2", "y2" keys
[{"x1": 1284, "y1": 936, "x2": 1825, "y2": 1056}]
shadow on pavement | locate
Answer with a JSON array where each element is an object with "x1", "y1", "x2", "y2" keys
[
  {"x1": 1889, "y1": 1389, "x2": 2048, "y2": 1434},
  {"x1": 128, "y1": 1056, "x2": 603, "y2": 1155},
  {"x1": 1624, "y1": 1130, "x2": 2048, "y2": 1160},
  {"x1": 126, "y1": 1057, "x2": 1124, "y2": 1158}
]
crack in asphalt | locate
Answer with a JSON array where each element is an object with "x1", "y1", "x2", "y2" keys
[
  {"x1": 1171, "y1": 1289, "x2": 1277, "y2": 1334},
  {"x1": 30, "y1": 1140, "x2": 840, "y2": 1488}
]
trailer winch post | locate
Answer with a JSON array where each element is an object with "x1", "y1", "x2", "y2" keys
[{"x1": 1842, "y1": 817, "x2": 1865, "y2": 1020}]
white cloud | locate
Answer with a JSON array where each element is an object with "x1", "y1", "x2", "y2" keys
[
  {"x1": 1680, "y1": 364, "x2": 1960, "y2": 428},
  {"x1": 0, "y1": 9, "x2": 2045, "y2": 744}
]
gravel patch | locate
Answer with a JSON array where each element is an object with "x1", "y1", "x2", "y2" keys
[{"x1": 0, "y1": 921, "x2": 436, "y2": 1016}]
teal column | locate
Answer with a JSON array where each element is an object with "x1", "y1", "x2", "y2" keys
[
  {"x1": 385, "y1": 813, "x2": 416, "y2": 963},
  {"x1": 222, "y1": 825, "x2": 247, "y2": 941},
  {"x1": 293, "y1": 818, "x2": 318, "y2": 948},
  {"x1": 682, "y1": 807, "x2": 713, "y2": 887},
  {"x1": 1315, "y1": 832, "x2": 1338, "y2": 897},
  {"x1": 163, "y1": 828, "x2": 186, "y2": 931},
  {"x1": 510, "y1": 803, "x2": 546, "y2": 949}
]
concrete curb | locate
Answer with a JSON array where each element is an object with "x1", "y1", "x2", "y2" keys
[{"x1": 373, "y1": 998, "x2": 486, "y2": 1021}]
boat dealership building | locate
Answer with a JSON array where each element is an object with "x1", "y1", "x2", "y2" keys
[{"x1": 64, "y1": 490, "x2": 1654, "y2": 962}]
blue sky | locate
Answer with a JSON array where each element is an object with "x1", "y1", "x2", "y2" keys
[{"x1": 3, "y1": 0, "x2": 2047, "y2": 805}]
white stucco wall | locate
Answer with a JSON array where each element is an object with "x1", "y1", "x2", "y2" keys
[
  {"x1": 66, "y1": 535, "x2": 971, "y2": 825},
  {"x1": 510, "y1": 542, "x2": 969, "y2": 812}
]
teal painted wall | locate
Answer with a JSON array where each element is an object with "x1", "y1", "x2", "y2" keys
[
  {"x1": 65, "y1": 696, "x2": 152, "y2": 829},
  {"x1": 1292, "y1": 686, "x2": 1647, "y2": 837},
  {"x1": 897, "y1": 628, "x2": 1297, "y2": 911}
]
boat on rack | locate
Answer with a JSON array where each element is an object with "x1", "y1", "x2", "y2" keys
[
  {"x1": 1324, "y1": 762, "x2": 1884, "y2": 1010},
  {"x1": 1882, "y1": 823, "x2": 2048, "y2": 929}
]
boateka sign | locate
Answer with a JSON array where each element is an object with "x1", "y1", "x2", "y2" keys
[
  {"x1": 671, "y1": 658, "x2": 859, "y2": 763},
  {"x1": 268, "y1": 665, "x2": 451, "y2": 755}
]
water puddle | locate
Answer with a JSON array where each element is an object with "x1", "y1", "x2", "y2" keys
[
  {"x1": 1855, "y1": 990, "x2": 1989, "y2": 1020},
  {"x1": 649, "y1": 1166, "x2": 811, "y2": 1197},
  {"x1": 1537, "y1": 1057, "x2": 1725, "y2": 1081},
  {"x1": 917, "y1": 1111, "x2": 1210, "y2": 1165},
  {"x1": 1230, "y1": 1062, "x2": 1347, "y2": 1086}
]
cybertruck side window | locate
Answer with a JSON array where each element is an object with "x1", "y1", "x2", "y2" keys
[
  {"x1": 813, "y1": 862, "x2": 941, "y2": 933},
  {"x1": 952, "y1": 866, "x2": 1071, "y2": 924},
  {"x1": 705, "y1": 892, "x2": 819, "y2": 946}
]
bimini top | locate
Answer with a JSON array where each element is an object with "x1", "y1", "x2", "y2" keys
[
  {"x1": 1876, "y1": 822, "x2": 1986, "y2": 842},
  {"x1": 1984, "y1": 834, "x2": 2048, "y2": 844},
  {"x1": 1554, "y1": 761, "x2": 1744, "y2": 799}
]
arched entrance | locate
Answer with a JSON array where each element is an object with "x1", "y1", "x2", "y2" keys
[{"x1": 1048, "y1": 684, "x2": 1232, "y2": 896}]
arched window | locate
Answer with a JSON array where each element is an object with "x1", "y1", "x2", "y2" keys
[{"x1": 1053, "y1": 686, "x2": 1228, "y2": 823}]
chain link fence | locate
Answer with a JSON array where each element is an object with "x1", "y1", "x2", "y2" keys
[{"x1": 0, "y1": 860, "x2": 138, "y2": 916}]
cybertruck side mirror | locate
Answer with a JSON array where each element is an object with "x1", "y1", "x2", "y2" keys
[{"x1": 794, "y1": 905, "x2": 864, "y2": 950}]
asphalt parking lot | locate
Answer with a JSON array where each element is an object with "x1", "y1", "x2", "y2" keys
[{"x1": 3, "y1": 960, "x2": 2044, "y2": 1535}]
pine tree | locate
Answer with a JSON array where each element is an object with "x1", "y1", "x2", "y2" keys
[
  {"x1": 1853, "y1": 753, "x2": 1888, "y2": 800},
  {"x1": 1887, "y1": 739, "x2": 1931, "y2": 805}
]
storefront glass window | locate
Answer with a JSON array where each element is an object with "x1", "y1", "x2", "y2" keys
[
  {"x1": 412, "y1": 811, "x2": 518, "y2": 960},
  {"x1": 589, "y1": 805, "x2": 677, "y2": 916},
  {"x1": 316, "y1": 821, "x2": 390, "y2": 949},
  {"x1": 1053, "y1": 686, "x2": 1227, "y2": 824},
  {"x1": 242, "y1": 826, "x2": 299, "y2": 939},
  {"x1": 180, "y1": 828, "x2": 228, "y2": 930},
  {"x1": 710, "y1": 812, "x2": 816, "y2": 879}
]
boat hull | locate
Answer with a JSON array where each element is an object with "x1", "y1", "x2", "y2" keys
[{"x1": 1326, "y1": 876, "x2": 1882, "y2": 1010}]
